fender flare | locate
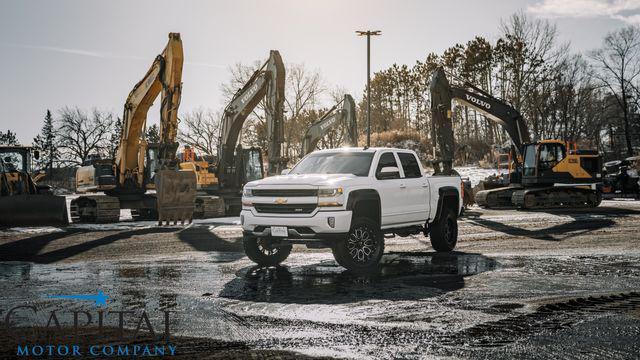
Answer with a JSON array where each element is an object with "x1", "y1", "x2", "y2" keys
[
  {"x1": 434, "y1": 186, "x2": 460, "y2": 222},
  {"x1": 346, "y1": 189, "x2": 381, "y2": 224}
]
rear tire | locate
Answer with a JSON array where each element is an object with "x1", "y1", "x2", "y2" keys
[
  {"x1": 332, "y1": 217, "x2": 384, "y2": 273},
  {"x1": 430, "y1": 207, "x2": 458, "y2": 252},
  {"x1": 243, "y1": 236, "x2": 292, "y2": 266}
]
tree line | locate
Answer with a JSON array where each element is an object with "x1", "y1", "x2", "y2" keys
[
  {"x1": 360, "y1": 13, "x2": 640, "y2": 162},
  {"x1": 3, "y1": 12, "x2": 640, "y2": 175}
]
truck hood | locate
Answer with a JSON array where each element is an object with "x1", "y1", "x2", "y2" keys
[{"x1": 247, "y1": 174, "x2": 358, "y2": 187}]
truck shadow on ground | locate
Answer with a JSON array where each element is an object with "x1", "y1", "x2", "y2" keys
[
  {"x1": 464, "y1": 206, "x2": 640, "y2": 241},
  {"x1": 219, "y1": 251, "x2": 496, "y2": 304},
  {"x1": 177, "y1": 226, "x2": 244, "y2": 253}
]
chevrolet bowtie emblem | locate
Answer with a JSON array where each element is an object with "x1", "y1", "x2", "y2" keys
[{"x1": 274, "y1": 198, "x2": 288, "y2": 204}]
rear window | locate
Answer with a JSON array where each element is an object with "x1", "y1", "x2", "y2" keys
[{"x1": 398, "y1": 152, "x2": 422, "y2": 178}]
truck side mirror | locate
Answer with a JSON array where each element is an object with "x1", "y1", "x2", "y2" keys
[
  {"x1": 281, "y1": 169, "x2": 291, "y2": 175},
  {"x1": 33, "y1": 150, "x2": 40, "y2": 160},
  {"x1": 377, "y1": 166, "x2": 400, "y2": 180}
]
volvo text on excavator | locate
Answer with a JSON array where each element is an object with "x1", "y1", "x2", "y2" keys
[
  {"x1": 300, "y1": 94, "x2": 357, "y2": 156},
  {"x1": 71, "y1": 33, "x2": 196, "y2": 224},
  {"x1": 430, "y1": 67, "x2": 602, "y2": 209}
]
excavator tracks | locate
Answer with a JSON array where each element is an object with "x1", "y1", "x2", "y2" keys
[
  {"x1": 511, "y1": 187, "x2": 601, "y2": 210},
  {"x1": 476, "y1": 186, "x2": 601, "y2": 210},
  {"x1": 194, "y1": 196, "x2": 226, "y2": 219},
  {"x1": 70, "y1": 195, "x2": 120, "y2": 223},
  {"x1": 475, "y1": 186, "x2": 522, "y2": 208}
]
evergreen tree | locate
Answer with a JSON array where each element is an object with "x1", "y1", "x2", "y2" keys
[
  {"x1": 146, "y1": 124, "x2": 160, "y2": 143},
  {"x1": 0, "y1": 130, "x2": 19, "y2": 145},
  {"x1": 33, "y1": 110, "x2": 59, "y2": 175}
]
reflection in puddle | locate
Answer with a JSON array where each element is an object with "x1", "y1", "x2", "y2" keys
[{"x1": 220, "y1": 252, "x2": 497, "y2": 304}]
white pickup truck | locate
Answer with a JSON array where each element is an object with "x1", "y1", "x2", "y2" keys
[{"x1": 241, "y1": 147, "x2": 463, "y2": 272}]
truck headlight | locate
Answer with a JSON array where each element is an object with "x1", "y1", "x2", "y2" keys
[
  {"x1": 243, "y1": 188, "x2": 253, "y2": 197},
  {"x1": 318, "y1": 187, "x2": 343, "y2": 197},
  {"x1": 317, "y1": 187, "x2": 343, "y2": 207}
]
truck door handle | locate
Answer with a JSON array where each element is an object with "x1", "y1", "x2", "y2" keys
[
  {"x1": 399, "y1": 183, "x2": 406, "y2": 188},
  {"x1": 421, "y1": 183, "x2": 429, "y2": 187}
]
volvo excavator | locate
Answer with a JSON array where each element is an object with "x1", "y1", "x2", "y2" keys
[
  {"x1": 178, "y1": 50, "x2": 285, "y2": 215},
  {"x1": 430, "y1": 67, "x2": 602, "y2": 209},
  {"x1": 300, "y1": 94, "x2": 357, "y2": 156},
  {"x1": 71, "y1": 33, "x2": 196, "y2": 224}
]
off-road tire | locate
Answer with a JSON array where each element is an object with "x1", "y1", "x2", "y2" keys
[
  {"x1": 332, "y1": 217, "x2": 384, "y2": 273},
  {"x1": 430, "y1": 207, "x2": 458, "y2": 252},
  {"x1": 243, "y1": 236, "x2": 292, "y2": 266}
]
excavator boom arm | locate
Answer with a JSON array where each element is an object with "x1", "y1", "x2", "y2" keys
[
  {"x1": 430, "y1": 67, "x2": 530, "y2": 167},
  {"x1": 301, "y1": 94, "x2": 357, "y2": 156},
  {"x1": 218, "y1": 50, "x2": 285, "y2": 185},
  {"x1": 116, "y1": 33, "x2": 184, "y2": 185}
]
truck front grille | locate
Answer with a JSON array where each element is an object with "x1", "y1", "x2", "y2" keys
[
  {"x1": 254, "y1": 203, "x2": 316, "y2": 214},
  {"x1": 252, "y1": 189, "x2": 318, "y2": 197}
]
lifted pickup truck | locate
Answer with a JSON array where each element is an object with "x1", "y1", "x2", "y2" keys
[{"x1": 241, "y1": 147, "x2": 462, "y2": 272}]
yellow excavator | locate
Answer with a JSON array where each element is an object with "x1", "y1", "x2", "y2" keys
[
  {"x1": 179, "y1": 146, "x2": 217, "y2": 193},
  {"x1": 430, "y1": 67, "x2": 602, "y2": 209},
  {"x1": 0, "y1": 146, "x2": 68, "y2": 226},
  {"x1": 72, "y1": 33, "x2": 196, "y2": 224},
  {"x1": 178, "y1": 146, "x2": 225, "y2": 218}
]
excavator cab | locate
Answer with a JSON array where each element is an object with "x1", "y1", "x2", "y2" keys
[
  {"x1": 241, "y1": 147, "x2": 264, "y2": 183},
  {"x1": 521, "y1": 140, "x2": 601, "y2": 186},
  {"x1": 0, "y1": 146, "x2": 68, "y2": 227}
]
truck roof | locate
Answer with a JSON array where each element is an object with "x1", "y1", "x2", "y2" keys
[{"x1": 311, "y1": 147, "x2": 416, "y2": 154}]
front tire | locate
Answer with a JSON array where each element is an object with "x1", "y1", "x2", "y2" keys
[
  {"x1": 332, "y1": 217, "x2": 384, "y2": 273},
  {"x1": 430, "y1": 207, "x2": 458, "y2": 252},
  {"x1": 243, "y1": 236, "x2": 292, "y2": 266}
]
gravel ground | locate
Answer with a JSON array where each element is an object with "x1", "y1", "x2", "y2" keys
[{"x1": 1, "y1": 200, "x2": 640, "y2": 359}]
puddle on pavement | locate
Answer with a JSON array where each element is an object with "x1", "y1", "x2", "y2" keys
[
  {"x1": 0, "y1": 257, "x2": 258, "y2": 342},
  {"x1": 220, "y1": 252, "x2": 497, "y2": 304}
]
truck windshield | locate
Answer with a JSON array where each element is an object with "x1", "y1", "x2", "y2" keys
[{"x1": 290, "y1": 152, "x2": 374, "y2": 176}]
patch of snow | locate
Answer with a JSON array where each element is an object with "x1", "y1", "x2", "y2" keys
[
  {"x1": 456, "y1": 166, "x2": 508, "y2": 187},
  {"x1": 68, "y1": 221, "x2": 160, "y2": 231},
  {"x1": 5, "y1": 226, "x2": 65, "y2": 234},
  {"x1": 194, "y1": 217, "x2": 241, "y2": 226}
]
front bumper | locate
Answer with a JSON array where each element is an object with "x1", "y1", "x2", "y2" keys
[{"x1": 241, "y1": 209, "x2": 352, "y2": 241}]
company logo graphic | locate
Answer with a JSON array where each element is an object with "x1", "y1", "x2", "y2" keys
[
  {"x1": 4, "y1": 289, "x2": 178, "y2": 357},
  {"x1": 46, "y1": 290, "x2": 110, "y2": 308},
  {"x1": 274, "y1": 197, "x2": 288, "y2": 204}
]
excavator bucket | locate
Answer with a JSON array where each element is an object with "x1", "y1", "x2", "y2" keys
[
  {"x1": 0, "y1": 194, "x2": 69, "y2": 227},
  {"x1": 154, "y1": 170, "x2": 196, "y2": 225}
]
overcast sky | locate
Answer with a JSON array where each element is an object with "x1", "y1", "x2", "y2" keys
[{"x1": 1, "y1": 0, "x2": 638, "y2": 144}]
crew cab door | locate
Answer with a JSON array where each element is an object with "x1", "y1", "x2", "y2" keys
[
  {"x1": 374, "y1": 151, "x2": 405, "y2": 226},
  {"x1": 397, "y1": 151, "x2": 430, "y2": 223}
]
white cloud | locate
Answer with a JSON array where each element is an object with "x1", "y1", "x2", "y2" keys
[
  {"x1": 0, "y1": 42, "x2": 146, "y2": 60},
  {"x1": 0, "y1": 43, "x2": 225, "y2": 69},
  {"x1": 527, "y1": 0, "x2": 640, "y2": 24}
]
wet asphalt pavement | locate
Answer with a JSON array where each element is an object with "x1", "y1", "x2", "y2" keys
[{"x1": 1, "y1": 200, "x2": 640, "y2": 359}]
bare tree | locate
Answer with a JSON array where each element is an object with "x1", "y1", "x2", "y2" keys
[
  {"x1": 178, "y1": 108, "x2": 221, "y2": 156},
  {"x1": 219, "y1": 61, "x2": 326, "y2": 157},
  {"x1": 590, "y1": 25, "x2": 640, "y2": 156},
  {"x1": 57, "y1": 107, "x2": 114, "y2": 166},
  {"x1": 283, "y1": 64, "x2": 326, "y2": 156}
]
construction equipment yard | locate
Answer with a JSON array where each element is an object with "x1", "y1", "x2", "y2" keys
[
  {"x1": 1, "y1": 200, "x2": 639, "y2": 359},
  {"x1": 4, "y1": 2, "x2": 640, "y2": 359}
]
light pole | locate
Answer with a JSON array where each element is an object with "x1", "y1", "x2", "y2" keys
[{"x1": 356, "y1": 30, "x2": 381, "y2": 148}]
